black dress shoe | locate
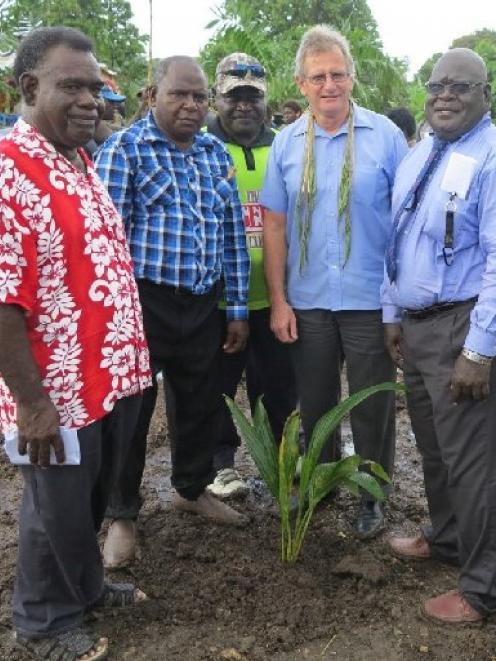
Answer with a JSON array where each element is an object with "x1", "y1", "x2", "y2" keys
[{"x1": 354, "y1": 501, "x2": 385, "y2": 539}]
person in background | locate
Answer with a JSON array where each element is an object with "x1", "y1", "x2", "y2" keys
[
  {"x1": 261, "y1": 24, "x2": 408, "y2": 539},
  {"x1": 386, "y1": 106, "x2": 417, "y2": 147},
  {"x1": 129, "y1": 85, "x2": 153, "y2": 124},
  {"x1": 205, "y1": 52, "x2": 297, "y2": 499},
  {"x1": 0, "y1": 26, "x2": 151, "y2": 660},
  {"x1": 84, "y1": 84, "x2": 126, "y2": 156},
  {"x1": 282, "y1": 99, "x2": 303, "y2": 125},
  {"x1": 95, "y1": 55, "x2": 250, "y2": 568},
  {"x1": 383, "y1": 48, "x2": 496, "y2": 625}
]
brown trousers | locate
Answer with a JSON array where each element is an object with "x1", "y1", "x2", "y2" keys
[{"x1": 402, "y1": 301, "x2": 496, "y2": 614}]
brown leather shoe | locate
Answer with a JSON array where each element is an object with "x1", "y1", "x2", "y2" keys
[
  {"x1": 172, "y1": 491, "x2": 249, "y2": 527},
  {"x1": 388, "y1": 533, "x2": 431, "y2": 560},
  {"x1": 103, "y1": 519, "x2": 136, "y2": 569},
  {"x1": 422, "y1": 590, "x2": 484, "y2": 625}
]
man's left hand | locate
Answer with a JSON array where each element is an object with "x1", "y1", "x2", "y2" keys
[
  {"x1": 223, "y1": 320, "x2": 249, "y2": 354},
  {"x1": 451, "y1": 353, "x2": 491, "y2": 402}
]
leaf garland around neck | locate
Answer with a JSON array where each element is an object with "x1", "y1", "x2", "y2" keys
[{"x1": 296, "y1": 105, "x2": 354, "y2": 273}]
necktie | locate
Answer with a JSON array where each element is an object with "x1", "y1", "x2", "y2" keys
[{"x1": 386, "y1": 137, "x2": 449, "y2": 282}]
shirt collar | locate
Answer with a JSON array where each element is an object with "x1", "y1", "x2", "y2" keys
[
  {"x1": 10, "y1": 118, "x2": 92, "y2": 169},
  {"x1": 427, "y1": 112, "x2": 492, "y2": 146},
  {"x1": 206, "y1": 115, "x2": 275, "y2": 147},
  {"x1": 141, "y1": 110, "x2": 218, "y2": 154},
  {"x1": 292, "y1": 102, "x2": 372, "y2": 138}
]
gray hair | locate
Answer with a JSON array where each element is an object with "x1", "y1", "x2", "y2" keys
[{"x1": 294, "y1": 25, "x2": 355, "y2": 78}]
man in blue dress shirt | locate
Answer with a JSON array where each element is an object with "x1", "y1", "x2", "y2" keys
[
  {"x1": 260, "y1": 25, "x2": 408, "y2": 538},
  {"x1": 383, "y1": 48, "x2": 496, "y2": 624},
  {"x1": 95, "y1": 56, "x2": 250, "y2": 566}
]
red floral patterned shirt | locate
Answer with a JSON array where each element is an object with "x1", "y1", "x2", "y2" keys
[{"x1": 0, "y1": 120, "x2": 151, "y2": 434}]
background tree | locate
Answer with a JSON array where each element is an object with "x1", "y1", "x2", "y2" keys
[
  {"x1": 0, "y1": 0, "x2": 147, "y2": 111},
  {"x1": 452, "y1": 29, "x2": 496, "y2": 118},
  {"x1": 200, "y1": 0, "x2": 409, "y2": 112}
]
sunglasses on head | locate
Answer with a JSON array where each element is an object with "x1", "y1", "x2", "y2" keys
[{"x1": 222, "y1": 64, "x2": 265, "y2": 79}]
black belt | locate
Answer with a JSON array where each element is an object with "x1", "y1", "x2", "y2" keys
[
  {"x1": 164, "y1": 284, "x2": 196, "y2": 296},
  {"x1": 404, "y1": 297, "x2": 478, "y2": 320},
  {"x1": 138, "y1": 279, "x2": 222, "y2": 298}
]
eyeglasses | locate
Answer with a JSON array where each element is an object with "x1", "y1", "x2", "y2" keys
[
  {"x1": 305, "y1": 71, "x2": 350, "y2": 86},
  {"x1": 425, "y1": 81, "x2": 484, "y2": 96},
  {"x1": 222, "y1": 64, "x2": 265, "y2": 79}
]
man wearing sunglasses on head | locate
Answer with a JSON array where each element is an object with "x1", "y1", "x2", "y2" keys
[
  {"x1": 382, "y1": 48, "x2": 496, "y2": 625},
  {"x1": 205, "y1": 53, "x2": 297, "y2": 499},
  {"x1": 261, "y1": 25, "x2": 408, "y2": 539}
]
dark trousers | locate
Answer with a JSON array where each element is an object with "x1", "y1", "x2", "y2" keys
[
  {"x1": 13, "y1": 395, "x2": 141, "y2": 638},
  {"x1": 402, "y1": 302, "x2": 496, "y2": 614},
  {"x1": 215, "y1": 307, "x2": 297, "y2": 469},
  {"x1": 290, "y1": 309, "x2": 396, "y2": 483},
  {"x1": 107, "y1": 279, "x2": 222, "y2": 512}
]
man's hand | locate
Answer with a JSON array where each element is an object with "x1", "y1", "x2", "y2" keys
[
  {"x1": 17, "y1": 395, "x2": 64, "y2": 467},
  {"x1": 384, "y1": 323, "x2": 403, "y2": 368},
  {"x1": 451, "y1": 353, "x2": 491, "y2": 402},
  {"x1": 223, "y1": 320, "x2": 249, "y2": 354},
  {"x1": 270, "y1": 301, "x2": 298, "y2": 343}
]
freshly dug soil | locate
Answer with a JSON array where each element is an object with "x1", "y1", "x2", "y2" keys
[{"x1": 1, "y1": 387, "x2": 494, "y2": 660}]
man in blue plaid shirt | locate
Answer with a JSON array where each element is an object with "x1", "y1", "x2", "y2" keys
[{"x1": 95, "y1": 55, "x2": 250, "y2": 566}]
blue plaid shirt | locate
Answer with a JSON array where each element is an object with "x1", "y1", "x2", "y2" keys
[{"x1": 95, "y1": 111, "x2": 249, "y2": 320}]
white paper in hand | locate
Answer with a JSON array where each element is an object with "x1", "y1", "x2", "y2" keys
[{"x1": 3, "y1": 427, "x2": 81, "y2": 466}]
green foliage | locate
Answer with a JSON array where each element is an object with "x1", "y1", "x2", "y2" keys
[
  {"x1": 407, "y1": 81, "x2": 427, "y2": 124},
  {"x1": 452, "y1": 30, "x2": 496, "y2": 119},
  {"x1": 226, "y1": 381, "x2": 405, "y2": 562},
  {"x1": 200, "y1": 0, "x2": 408, "y2": 110},
  {"x1": 0, "y1": 0, "x2": 148, "y2": 113}
]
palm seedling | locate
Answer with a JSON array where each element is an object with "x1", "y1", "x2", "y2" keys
[{"x1": 225, "y1": 382, "x2": 405, "y2": 562}]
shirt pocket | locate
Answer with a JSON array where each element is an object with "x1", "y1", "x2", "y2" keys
[
  {"x1": 211, "y1": 175, "x2": 233, "y2": 213},
  {"x1": 134, "y1": 167, "x2": 175, "y2": 208},
  {"x1": 422, "y1": 197, "x2": 479, "y2": 253},
  {"x1": 353, "y1": 164, "x2": 388, "y2": 207}
]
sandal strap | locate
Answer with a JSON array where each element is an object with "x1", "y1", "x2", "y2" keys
[
  {"x1": 95, "y1": 582, "x2": 137, "y2": 608},
  {"x1": 16, "y1": 628, "x2": 102, "y2": 660}
]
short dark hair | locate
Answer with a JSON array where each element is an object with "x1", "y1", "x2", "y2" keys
[
  {"x1": 13, "y1": 26, "x2": 95, "y2": 84},
  {"x1": 282, "y1": 100, "x2": 302, "y2": 113},
  {"x1": 386, "y1": 107, "x2": 416, "y2": 141},
  {"x1": 154, "y1": 55, "x2": 204, "y2": 85}
]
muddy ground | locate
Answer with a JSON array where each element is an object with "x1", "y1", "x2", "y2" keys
[{"x1": 1, "y1": 385, "x2": 495, "y2": 661}]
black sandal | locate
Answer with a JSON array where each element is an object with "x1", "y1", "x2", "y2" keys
[
  {"x1": 93, "y1": 582, "x2": 147, "y2": 609},
  {"x1": 15, "y1": 627, "x2": 108, "y2": 660}
]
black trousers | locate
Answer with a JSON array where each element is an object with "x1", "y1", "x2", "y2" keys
[
  {"x1": 13, "y1": 395, "x2": 141, "y2": 638},
  {"x1": 214, "y1": 307, "x2": 297, "y2": 469},
  {"x1": 290, "y1": 309, "x2": 396, "y2": 482},
  {"x1": 402, "y1": 302, "x2": 496, "y2": 615},
  {"x1": 107, "y1": 279, "x2": 222, "y2": 511}
]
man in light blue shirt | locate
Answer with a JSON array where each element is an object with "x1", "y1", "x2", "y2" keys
[
  {"x1": 261, "y1": 25, "x2": 408, "y2": 538},
  {"x1": 382, "y1": 48, "x2": 496, "y2": 625}
]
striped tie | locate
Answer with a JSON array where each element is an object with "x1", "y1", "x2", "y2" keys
[{"x1": 386, "y1": 137, "x2": 449, "y2": 283}]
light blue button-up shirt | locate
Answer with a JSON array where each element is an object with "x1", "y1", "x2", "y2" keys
[
  {"x1": 381, "y1": 114, "x2": 496, "y2": 356},
  {"x1": 260, "y1": 104, "x2": 407, "y2": 310}
]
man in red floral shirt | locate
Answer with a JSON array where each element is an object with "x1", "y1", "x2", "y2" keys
[{"x1": 0, "y1": 26, "x2": 151, "y2": 660}]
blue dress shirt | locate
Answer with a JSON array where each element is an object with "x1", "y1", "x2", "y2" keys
[
  {"x1": 381, "y1": 114, "x2": 496, "y2": 356},
  {"x1": 260, "y1": 104, "x2": 408, "y2": 310},
  {"x1": 95, "y1": 111, "x2": 249, "y2": 321}
]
